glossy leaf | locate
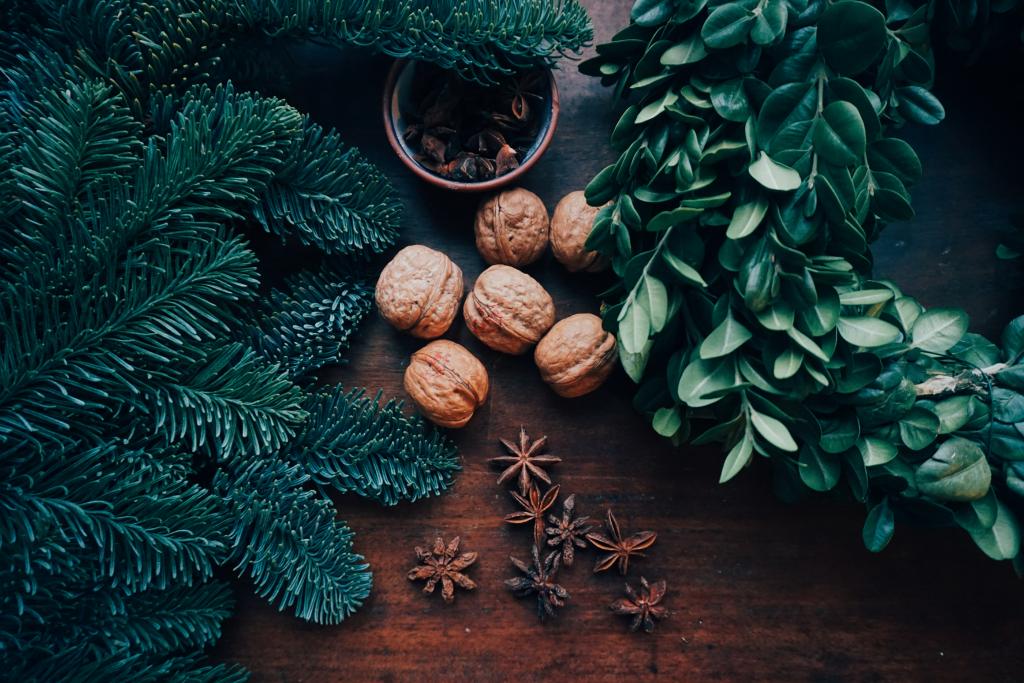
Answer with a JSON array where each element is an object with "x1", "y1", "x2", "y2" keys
[
  {"x1": 915, "y1": 437, "x2": 992, "y2": 502},
  {"x1": 837, "y1": 316, "x2": 902, "y2": 347},
  {"x1": 911, "y1": 308, "x2": 968, "y2": 353},
  {"x1": 700, "y1": 315, "x2": 753, "y2": 359},
  {"x1": 748, "y1": 152, "x2": 801, "y2": 191},
  {"x1": 750, "y1": 409, "x2": 798, "y2": 451},
  {"x1": 817, "y1": 1, "x2": 887, "y2": 76},
  {"x1": 862, "y1": 499, "x2": 895, "y2": 552}
]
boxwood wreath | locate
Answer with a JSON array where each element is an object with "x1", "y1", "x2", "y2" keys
[
  {"x1": 581, "y1": 0, "x2": 1024, "y2": 567},
  {"x1": 0, "y1": 0, "x2": 591, "y2": 679}
]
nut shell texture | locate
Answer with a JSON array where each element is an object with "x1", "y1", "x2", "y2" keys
[
  {"x1": 535, "y1": 313, "x2": 617, "y2": 397},
  {"x1": 376, "y1": 245, "x2": 463, "y2": 339},
  {"x1": 404, "y1": 340, "x2": 489, "y2": 428},
  {"x1": 464, "y1": 265, "x2": 556, "y2": 355},
  {"x1": 550, "y1": 191, "x2": 608, "y2": 273},
  {"x1": 474, "y1": 188, "x2": 549, "y2": 267}
]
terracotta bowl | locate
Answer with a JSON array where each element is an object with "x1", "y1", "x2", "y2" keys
[{"x1": 382, "y1": 59, "x2": 560, "y2": 192}]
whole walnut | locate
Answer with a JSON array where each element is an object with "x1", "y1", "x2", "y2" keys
[
  {"x1": 404, "y1": 340, "x2": 489, "y2": 428},
  {"x1": 550, "y1": 191, "x2": 609, "y2": 273},
  {"x1": 534, "y1": 313, "x2": 617, "y2": 398},
  {"x1": 474, "y1": 188, "x2": 549, "y2": 267},
  {"x1": 375, "y1": 245, "x2": 463, "y2": 339},
  {"x1": 464, "y1": 265, "x2": 555, "y2": 355}
]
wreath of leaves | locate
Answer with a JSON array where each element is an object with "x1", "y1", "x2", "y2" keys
[{"x1": 582, "y1": 0, "x2": 1024, "y2": 566}]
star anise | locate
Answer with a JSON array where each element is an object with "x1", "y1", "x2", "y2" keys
[
  {"x1": 489, "y1": 426, "x2": 561, "y2": 495},
  {"x1": 504, "y1": 483, "x2": 560, "y2": 547},
  {"x1": 611, "y1": 577, "x2": 668, "y2": 633},
  {"x1": 505, "y1": 544, "x2": 569, "y2": 620},
  {"x1": 407, "y1": 536, "x2": 477, "y2": 603},
  {"x1": 586, "y1": 508, "x2": 657, "y2": 575},
  {"x1": 545, "y1": 494, "x2": 593, "y2": 567}
]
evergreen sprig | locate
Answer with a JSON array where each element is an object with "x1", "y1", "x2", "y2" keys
[
  {"x1": 583, "y1": 0, "x2": 1024, "y2": 566},
  {"x1": 0, "y1": 0, "x2": 592, "y2": 676}
]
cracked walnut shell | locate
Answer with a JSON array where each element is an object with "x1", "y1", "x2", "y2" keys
[
  {"x1": 550, "y1": 191, "x2": 609, "y2": 273},
  {"x1": 474, "y1": 188, "x2": 549, "y2": 267},
  {"x1": 375, "y1": 245, "x2": 463, "y2": 339},
  {"x1": 404, "y1": 340, "x2": 489, "y2": 428},
  {"x1": 535, "y1": 313, "x2": 617, "y2": 398},
  {"x1": 464, "y1": 265, "x2": 556, "y2": 355}
]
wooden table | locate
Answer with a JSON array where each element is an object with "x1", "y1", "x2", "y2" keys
[{"x1": 215, "y1": 2, "x2": 1024, "y2": 679}]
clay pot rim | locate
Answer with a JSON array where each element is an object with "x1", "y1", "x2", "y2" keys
[{"x1": 382, "y1": 59, "x2": 560, "y2": 193}]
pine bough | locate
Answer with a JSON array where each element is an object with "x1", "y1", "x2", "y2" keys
[{"x1": 0, "y1": 0, "x2": 591, "y2": 678}]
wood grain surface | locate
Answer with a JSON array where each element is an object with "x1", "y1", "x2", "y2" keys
[{"x1": 214, "y1": 2, "x2": 1024, "y2": 680}]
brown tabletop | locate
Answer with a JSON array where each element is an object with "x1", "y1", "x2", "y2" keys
[{"x1": 214, "y1": 2, "x2": 1024, "y2": 680}]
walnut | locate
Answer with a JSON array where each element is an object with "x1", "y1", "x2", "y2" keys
[
  {"x1": 534, "y1": 313, "x2": 617, "y2": 398},
  {"x1": 474, "y1": 188, "x2": 549, "y2": 267},
  {"x1": 375, "y1": 245, "x2": 463, "y2": 339},
  {"x1": 404, "y1": 340, "x2": 489, "y2": 428},
  {"x1": 550, "y1": 191, "x2": 609, "y2": 273},
  {"x1": 464, "y1": 265, "x2": 556, "y2": 355}
]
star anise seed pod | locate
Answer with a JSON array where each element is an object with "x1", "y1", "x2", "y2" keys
[
  {"x1": 407, "y1": 536, "x2": 477, "y2": 603},
  {"x1": 611, "y1": 577, "x2": 668, "y2": 633},
  {"x1": 504, "y1": 483, "x2": 560, "y2": 548},
  {"x1": 586, "y1": 508, "x2": 657, "y2": 575},
  {"x1": 505, "y1": 544, "x2": 569, "y2": 620},
  {"x1": 489, "y1": 426, "x2": 561, "y2": 495},
  {"x1": 545, "y1": 493, "x2": 593, "y2": 567}
]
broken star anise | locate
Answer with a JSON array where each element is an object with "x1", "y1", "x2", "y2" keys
[
  {"x1": 489, "y1": 426, "x2": 561, "y2": 495},
  {"x1": 407, "y1": 536, "x2": 477, "y2": 603},
  {"x1": 585, "y1": 509, "x2": 657, "y2": 575},
  {"x1": 505, "y1": 544, "x2": 569, "y2": 620},
  {"x1": 504, "y1": 483, "x2": 560, "y2": 548},
  {"x1": 545, "y1": 494, "x2": 593, "y2": 567},
  {"x1": 611, "y1": 577, "x2": 668, "y2": 633}
]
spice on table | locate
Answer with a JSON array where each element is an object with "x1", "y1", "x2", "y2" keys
[
  {"x1": 504, "y1": 483, "x2": 560, "y2": 548},
  {"x1": 610, "y1": 577, "x2": 668, "y2": 633},
  {"x1": 407, "y1": 536, "x2": 478, "y2": 603},
  {"x1": 545, "y1": 493, "x2": 592, "y2": 567},
  {"x1": 505, "y1": 544, "x2": 569, "y2": 620},
  {"x1": 489, "y1": 426, "x2": 561, "y2": 495},
  {"x1": 403, "y1": 65, "x2": 546, "y2": 182},
  {"x1": 586, "y1": 509, "x2": 657, "y2": 575}
]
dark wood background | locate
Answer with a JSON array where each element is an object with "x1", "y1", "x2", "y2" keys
[{"x1": 214, "y1": 2, "x2": 1024, "y2": 680}]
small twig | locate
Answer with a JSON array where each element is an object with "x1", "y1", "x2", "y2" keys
[{"x1": 913, "y1": 363, "x2": 1008, "y2": 397}]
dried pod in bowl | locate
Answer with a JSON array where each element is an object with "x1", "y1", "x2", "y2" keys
[
  {"x1": 474, "y1": 188, "x2": 549, "y2": 267},
  {"x1": 550, "y1": 191, "x2": 609, "y2": 273},
  {"x1": 464, "y1": 265, "x2": 556, "y2": 355},
  {"x1": 375, "y1": 245, "x2": 463, "y2": 339},
  {"x1": 535, "y1": 313, "x2": 617, "y2": 398},
  {"x1": 404, "y1": 340, "x2": 489, "y2": 428}
]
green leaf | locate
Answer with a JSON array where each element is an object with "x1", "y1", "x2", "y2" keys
[
  {"x1": 639, "y1": 275, "x2": 669, "y2": 333},
  {"x1": 817, "y1": 1, "x2": 887, "y2": 76},
  {"x1": 773, "y1": 346, "x2": 803, "y2": 379},
  {"x1": 969, "y1": 500, "x2": 1020, "y2": 560},
  {"x1": 839, "y1": 289, "x2": 894, "y2": 306},
  {"x1": 648, "y1": 206, "x2": 703, "y2": 231},
  {"x1": 662, "y1": 249, "x2": 708, "y2": 287},
  {"x1": 786, "y1": 326, "x2": 829, "y2": 362},
  {"x1": 858, "y1": 436, "x2": 898, "y2": 466},
  {"x1": 915, "y1": 437, "x2": 992, "y2": 502},
  {"x1": 618, "y1": 300, "x2": 651, "y2": 354},
  {"x1": 862, "y1": 499, "x2": 895, "y2": 552},
  {"x1": 652, "y1": 406, "x2": 683, "y2": 436},
  {"x1": 837, "y1": 316, "x2": 901, "y2": 347},
  {"x1": 813, "y1": 101, "x2": 867, "y2": 167},
  {"x1": 632, "y1": 0, "x2": 675, "y2": 25},
  {"x1": 911, "y1": 308, "x2": 969, "y2": 353},
  {"x1": 726, "y1": 197, "x2": 769, "y2": 239},
  {"x1": 748, "y1": 152, "x2": 801, "y2": 191},
  {"x1": 868, "y1": 138, "x2": 922, "y2": 185},
  {"x1": 701, "y1": 3, "x2": 755, "y2": 49},
  {"x1": 755, "y1": 301, "x2": 795, "y2": 331},
  {"x1": 896, "y1": 86, "x2": 945, "y2": 125},
  {"x1": 661, "y1": 35, "x2": 708, "y2": 65},
  {"x1": 933, "y1": 395, "x2": 976, "y2": 434},
  {"x1": 700, "y1": 315, "x2": 753, "y2": 359},
  {"x1": 799, "y1": 289, "x2": 840, "y2": 336},
  {"x1": 898, "y1": 407, "x2": 939, "y2": 450},
  {"x1": 750, "y1": 0, "x2": 787, "y2": 45},
  {"x1": 750, "y1": 409, "x2": 798, "y2": 451},
  {"x1": 711, "y1": 79, "x2": 751, "y2": 122},
  {"x1": 819, "y1": 415, "x2": 860, "y2": 454},
  {"x1": 799, "y1": 445, "x2": 840, "y2": 491},
  {"x1": 619, "y1": 342, "x2": 652, "y2": 383},
  {"x1": 720, "y1": 430, "x2": 754, "y2": 483},
  {"x1": 1002, "y1": 316, "x2": 1024, "y2": 361},
  {"x1": 677, "y1": 357, "x2": 737, "y2": 407}
]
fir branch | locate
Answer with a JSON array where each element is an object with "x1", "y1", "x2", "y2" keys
[
  {"x1": 218, "y1": 459, "x2": 372, "y2": 624},
  {"x1": 252, "y1": 119, "x2": 402, "y2": 256},
  {"x1": 7, "y1": 647, "x2": 249, "y2": 683},
  {"x1": 286, "y1": 387, "x2": 461, "y2": 506},
  {"x1": 246, "y1": 262, "x2": 374, "y2": 379}
]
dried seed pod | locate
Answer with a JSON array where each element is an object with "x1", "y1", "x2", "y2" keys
[
  {"x1": 375, "y1": 245, "x2": 463, "y2": 339},
  {"x1": 535, "y1": 313, "x2": 617, "y2": 398},
  {"x1": 474, "y1": 188, "x2": 549, "y2": 267},
  {"x1": 550, "y1": 191, "x2": 609, "y2": 273},
  {"x1": 464, "y1": 265, "x2": 555, "y2": 355},
  {"x1": 404, "y1": 340, "x2": 489, "y2": 428}
]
